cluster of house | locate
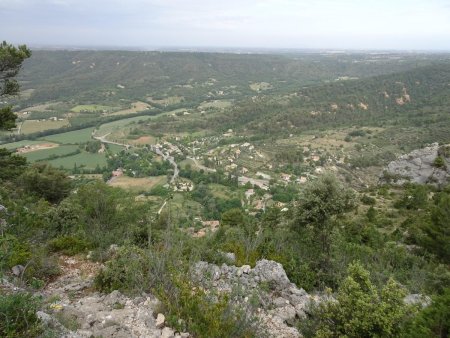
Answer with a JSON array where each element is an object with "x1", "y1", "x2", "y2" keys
[{"x1": 156, "y1": 141, "x2": 183, "y2": 156}]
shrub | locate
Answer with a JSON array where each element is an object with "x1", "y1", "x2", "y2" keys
[
  {"x1": 433, "y1": 156, "x2": 446, "y2": 169},
  {"x1": 24, "y1": 248, "x2": 60, "y2": 285},
  {"x1": 348, "y1": 129, "x2": 366, "y2": 137},
  {"x1": 94, "y1": 245, "x2": 149, "y2": 295},
  {"x1": 0, "y1": 234, "x2": 31, "y2": 269},
  {"x1": 310, "y1": 262, "x2": 409, "y2": 338},
  {"x1": 18, "y1": 163, "x2": 72, "y2": 203},
  {"x1": 48, "y1": 235, "x2": 92, "y2": 256},
  {"x1": 0, "y1": 293, "x2": 42, "y2": 337},
  {"x1": 361, "y1": 194, "x2": 376, "y2": 205}
]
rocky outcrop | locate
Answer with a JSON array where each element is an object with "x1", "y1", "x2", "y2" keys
[
  {"x1": 37, "y1": 256, "x2": 189, "y2": 338},
  {"x1": 192, "y1": 259, "x2": 315, "y2": 338},
  {"x1": 383, "y1": 143, "x2": 450, "y2": 185},
  {"x1": 43, "y1": 290, "x2": 187, "y2": 338}
]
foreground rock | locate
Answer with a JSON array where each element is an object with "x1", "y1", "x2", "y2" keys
[
  {"x1": 39, "y1": 256, "x2": 188, "y2": 338},
  {"x1": 383, "y1": 143, "x2": 450, "y2": 185},
  {"x1": 193, "y1": 259, "x2": 316, "y2": 337}
]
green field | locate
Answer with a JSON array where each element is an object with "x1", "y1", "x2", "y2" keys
[
  {"x1": 39, "y1": 127, "x2": 95, "y2": 144},
  {"x1": 71, "y1": 105, "x2": 116, "y2": 113},
  {"x1": 0, "y1": 140, "x2": 46, "y2": 150},
  {"x1": 47, "y1": 152, "x2": 107, "y2": 170},
  {"x1": 24, "y1": 145, "x2": 79, "y2": 162}
]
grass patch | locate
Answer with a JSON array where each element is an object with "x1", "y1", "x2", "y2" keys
[
  {"x1": 209, "y1": 183, "x2": 240, "y2": 199},
  {"x1": 107, "y1": 144, "x2": 126, "y2": 154},
  {"x1": 47, "y1": 151, "x2": 107, "y2": 170},
  {"x1": 21, "y1": 119, "x2": 69, "y2": 134},
  {"x1": 71, "y1": 104, "x2": 115, "y2": 113},
  {"x1": 108, "y1": 176, "x2": 167, "y2": 192}
]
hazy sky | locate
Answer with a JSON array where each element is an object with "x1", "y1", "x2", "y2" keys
[{"x1": 1, "y1": 0, "x2": 450, "y2": 50}]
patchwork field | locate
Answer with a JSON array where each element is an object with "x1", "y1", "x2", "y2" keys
[{"x1": 39, "y1": 127, "x2": 95, "y2": 144}]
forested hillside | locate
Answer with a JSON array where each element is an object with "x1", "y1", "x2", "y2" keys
[{"x1": 16, "y1": 50, "x2": 445, "y2": 106}]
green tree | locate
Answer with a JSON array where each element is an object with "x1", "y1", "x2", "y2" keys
[
  {"x1": 314, "y1": 262, "x2": 408, "y2": 338},
  {"x1": 221, "y1": 208, "x2": 245, "y2": 227},
  {"x1": 19, "y1": 163, "x2": 72, "y2": 203},
  {"x1": 293, "y1": 174, "x2": 355, "y2": 275},
  {"x1": 406, "y1": 288, "x2": 450, "y2": 338},
  {"x1": 421, "y1": 194, "x2": 450, "y2": 263},
  {"x1": 0, "y1": 148, "x2": 27, "y2": 180},
  {"x1": 0, "y1": 41, "x2": 31, "y2": 130}
]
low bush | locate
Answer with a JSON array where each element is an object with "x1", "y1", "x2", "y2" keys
[
  {"x1": 48, "y1": 235, "x2": 92, "y2": 256},
  {"x1": 0, "y1": 293, "x2": 43, "y2": 337},
  {"x1": 94, "y1": 245, "x2": 149, "y2": 295},
  {"x1": 0, "y1": 234, "x2": 31, "y2": 269}
]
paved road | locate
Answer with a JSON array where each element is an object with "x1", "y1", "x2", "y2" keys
[{"x1": 151, "y1": 145, "x2": 179, "y2": 184}]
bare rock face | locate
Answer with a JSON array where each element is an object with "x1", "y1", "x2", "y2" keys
[
  {"x1": 192, "y1": 259, "x2": 315, "y2": 337},
  {"x1": 383, "y1": 143, "x2": 450, "y2": 185}
]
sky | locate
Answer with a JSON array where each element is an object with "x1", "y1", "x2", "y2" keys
[{"x1": 1, "y1": 0, "x2": 450, "y2": 50}]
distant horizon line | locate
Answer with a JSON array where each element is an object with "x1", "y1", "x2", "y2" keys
[{"x1": 21, "y1": 43, "x2": 450, "y2": 54}]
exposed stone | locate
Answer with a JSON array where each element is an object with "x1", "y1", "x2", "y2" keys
[
  {"x1": 383, "y1": 143, "x2": 450, "y2": 185},
  {"x1": 156, "y1": 313, "x2": 165, "y2": 329},
  {"x1": 273, "y1": 297, "x2": 290, "y2": 308},
  {"x1": 192, "y1": 259, "x2": 314, "y2": 337},
  {"x1": 11, "y1": 264, "x2": 25, "y2": 276},
  {"x1": 38, "y1": 255, "x2": 185, "y2": 338},
  {"x1": 161, "y1": 327, "x2": 175, "y2": 338},
  {"x1": 103, "y1": 290, "x2": 125, "y2": 306},
  {"x1": 270, "y1": 304, "x2": 297, "y2": 324},
  {"x1": 253, "y1": 259, "x2": 290, "y2": 289},
  {"x1": 259, "y1": 313, "x2": 301, "y2": 338},
  {"x1": 241, "y1": 265, "x2": 251, "y2": 274},
  {"x1": 404, "y1": 294, "x2": 432, "y2": 307}
]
